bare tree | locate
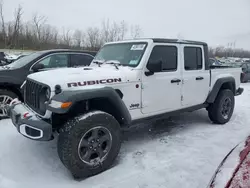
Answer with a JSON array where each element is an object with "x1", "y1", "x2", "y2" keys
[
  {"x1": 86, "y1": 27, "x2": 101, "y2": 50},
  {"x1": 0, "y1": 1, "x2": 146, "y2": 50},
  {"x1": 119, "y1": 20, "x2": 128, "y2": 40},
  {"x1": 208, "y1": 47, "x2": 214, "y2": 58},
  {"x1": 32, "y1": 13, "x2": 47, "y2": 41},
  {"x1": 101, "y1": 19, "x2": 110, "y2": 43},
  {"x1": 62, "y1": 28, "x2": 72, "y2": 47},
  {"x1": 130, "y1": 24, "x2": 142, "y2": 39},
  {"x1": 73, "y1": 29, "x2": 83, "y2": 48},
  {"x1": 100, "y1": 19, "x2": 128, "y2": 43},
  {"x1": 108, "y1": 21, "x2": 121, "y2": 41},
  {"x1": 10, "y1": 4, "x2": 23, "y2": 48},
  {"x1": 51, "y1": 28, "x2": 58, "y2": 46},
  {"x1": 0, "y1": 0, "x2": 6, "y2": 46},
  {"x1": 214, "y1": 46, "x2": 225, "y2": 57}
]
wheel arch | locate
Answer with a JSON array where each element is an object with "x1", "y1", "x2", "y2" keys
[
  {"x1": 49, "y1": 87, "x2": 131, "y2": 129},
  {"x1": 206, "y1": 77, "x2": 236, "y2": 104},
  {"x1": 0, "y1": 83, "x2": 23, "y2": 101}
]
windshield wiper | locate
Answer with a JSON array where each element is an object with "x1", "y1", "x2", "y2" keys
[
  {"x1": 92, "y1": 60, "x2": 121, "y2": 69},
  {"x1": 104, "y1": 60, "x2": 121, "y2": 70},
  {"x1": 92, "y1": 60, "x2": 105, "y2": 67}
]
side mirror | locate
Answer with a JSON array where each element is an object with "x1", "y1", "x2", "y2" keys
[
  {"x1": 32, "y1": 63, "x2": 45, "y2": 72},
  {"x1": 146, "y1": 60, "x2": 162, "y2": 74}
]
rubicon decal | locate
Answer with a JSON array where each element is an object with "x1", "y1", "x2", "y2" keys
[{"x1": 67, "y1": 78, "x2": 122, "y2": 87}]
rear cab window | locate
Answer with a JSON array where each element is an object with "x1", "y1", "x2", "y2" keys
[{"x1": 184, "y1": 46, "x2": 203, "y2": 70}]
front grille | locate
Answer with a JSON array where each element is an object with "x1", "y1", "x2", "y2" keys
[{"x1": 25, "y1": 79, "x2": 48, "y2": 116}]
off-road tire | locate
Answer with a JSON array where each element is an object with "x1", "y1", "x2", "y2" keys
[
  {"x1": 0, "y1": 89, "x2": 18, "y2": 119},
  {"x1": 207, "y1": 89, "x2": 235, "y2": 124},
  {"x1": 57, "y1": 110, "x2": 121, "y2": 179}
]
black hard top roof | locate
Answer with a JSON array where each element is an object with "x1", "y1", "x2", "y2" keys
[{"x1": 134, "y1": 38, "x2": 208, "y2": 46}]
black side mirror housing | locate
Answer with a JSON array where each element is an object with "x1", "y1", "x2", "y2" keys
[
  {"x1": 146, "y1": 60, "x2": 162, "y2": 74},
  {"x1": 32, "y1": 63, "x2": 45, "y2": 72}
]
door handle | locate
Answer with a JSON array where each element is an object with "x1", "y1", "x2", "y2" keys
[
  {"x1": 171, "y1": 79, "x2": 181, "y2": 83},
  {"x1": 196, "y1": 76, "x2": 204, "y2": 80}
]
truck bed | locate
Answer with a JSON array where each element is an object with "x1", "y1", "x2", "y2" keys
[{"x1": 210, "y1": 65, "x2": 236, "y2": 69}]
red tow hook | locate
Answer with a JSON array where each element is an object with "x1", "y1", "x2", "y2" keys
[{"x1": 23, "y1": 112, "x2": 30, "y2": 118}]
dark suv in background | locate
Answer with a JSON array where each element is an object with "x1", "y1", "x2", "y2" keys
[{"x1": 0, "y1": 49, "x2": 96, "y2": 118}]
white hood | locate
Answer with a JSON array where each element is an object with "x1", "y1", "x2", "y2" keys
[{"x1": 27, "y1": 65, "x2": 139, "y2": 91}]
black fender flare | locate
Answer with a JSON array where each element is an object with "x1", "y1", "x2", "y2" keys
[
  {"x1": 206, "y1": 77, "x2": 236, "y2": 103},
  {"x1": 47, "y1": 87, "x2": 132, "y2": 125}
]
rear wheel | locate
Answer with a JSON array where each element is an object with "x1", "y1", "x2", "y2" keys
[
  {"x1": 0, "y1": 89, "x2": 17, "y2": 119},
  {"x1": 208, "y1": 89, "x2": 235, "y2": 124},
  {"x1": 57, "y1": 111, "x2": 121, "y2": 179}
]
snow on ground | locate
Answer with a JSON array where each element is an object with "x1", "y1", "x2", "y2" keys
[{"x1": 1, "y1": 84, "x2": 250, "y2": 188}]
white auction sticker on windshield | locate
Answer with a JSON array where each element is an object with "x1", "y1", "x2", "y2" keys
[{"x1": 130, "y1": 44, "x2": 146, "y2": 51}]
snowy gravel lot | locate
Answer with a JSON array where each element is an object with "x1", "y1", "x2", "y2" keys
[{"x1": 1, "y1": 83, "x2": 250, "y2": 188}]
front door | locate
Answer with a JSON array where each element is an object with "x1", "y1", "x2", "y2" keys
[
  {"x1": 141, "y1": 44, "x2": 182, "y2": 114},
  {"x1": 181, "y1": 45, "x2": 210, "y2": 107}
]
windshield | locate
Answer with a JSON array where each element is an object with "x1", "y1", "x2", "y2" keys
[
  {"x1": 7, "y1": 51, "x2": 43, "y2": 68},
  {"x1": 93, "y1": 42, "x2": 147, "y2": 67}
]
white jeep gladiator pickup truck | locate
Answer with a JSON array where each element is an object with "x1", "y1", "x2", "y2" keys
[{"x1": 8, "y1": 38, "x2": 244, "y2": 179}]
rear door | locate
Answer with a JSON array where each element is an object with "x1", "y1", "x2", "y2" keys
[
  {"x1": 181, "y1": 45, "x2": 210, "y2": 107},
  {"x1": 69, "y1": 53, "x2": 94, "y2": 67}
]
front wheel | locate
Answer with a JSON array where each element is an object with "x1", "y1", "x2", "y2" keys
[
  {"x1": 207, "y1": 89, "x2": 235, "y2": 124},
  {"x1": 0, "y1": 89, "x2": 18, "y2": 119},
  {"x1": 57, "y1": 111, "x2": 121, "y2": 179}
]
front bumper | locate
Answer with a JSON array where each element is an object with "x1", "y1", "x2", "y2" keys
[
  {"x1": 8, "y1": 100, "x2": 53, "y2": 141},
  {"x1": 236, "y1": 87, "x2": 244, "y2": 96}
]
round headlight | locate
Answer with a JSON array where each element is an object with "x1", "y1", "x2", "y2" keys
[{"x1": 45, "y1": 88, "x2": 51, "y2": 99}]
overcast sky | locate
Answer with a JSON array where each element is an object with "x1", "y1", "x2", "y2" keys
[{"x1": 3, "y1": 0, "x2": 250, "y2": 49}]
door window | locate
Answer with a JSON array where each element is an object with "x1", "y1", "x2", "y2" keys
[
  {"x1": 184, "y1": 47, "x2": 202, "y2": 70},
  {"x1": 71, "y1": 54, "x2": 94, "y2": 67},
  {"x1": 147, "y1": 45, "x2": 178, "y2": 72},
  {"x1": 38, "y1": 54, "x2": 69, "y2": 68}
]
